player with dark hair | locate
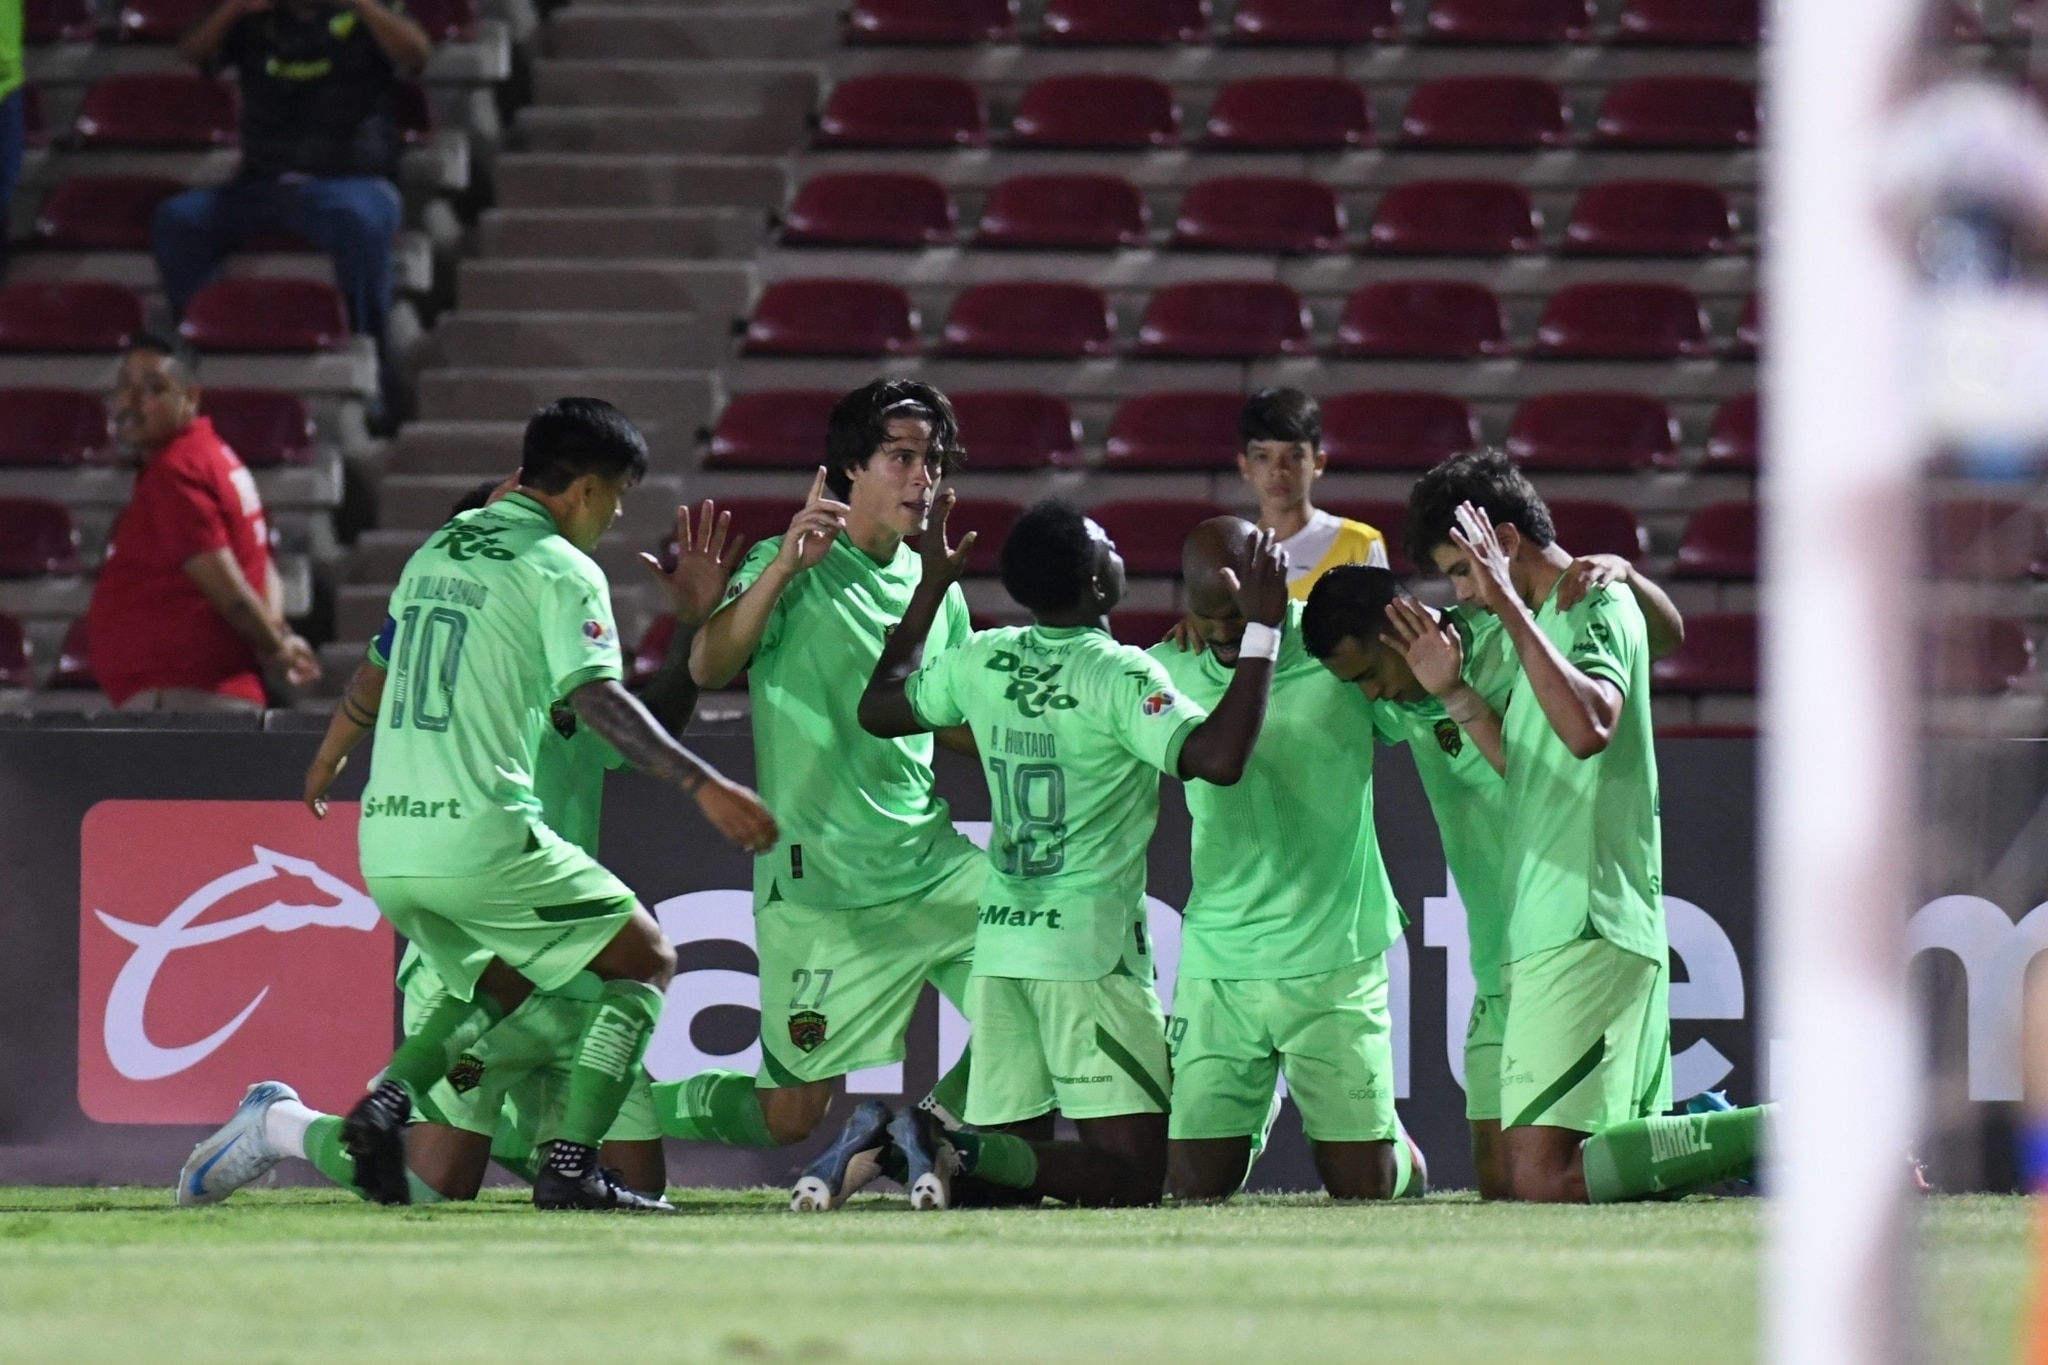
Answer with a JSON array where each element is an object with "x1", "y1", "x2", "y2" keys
[
  {"x1": 681, "y1": 378, "x2": 985, "y2": 1212},
  {"x1": 1238, "y1": 387, "x2": 1389, "y2": 598},
  {"x1": 858, "y1": 497, "x2": 1288, "y2": 1209}
]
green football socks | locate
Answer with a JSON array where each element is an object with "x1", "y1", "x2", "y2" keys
[
  {"x1": 927, "y1": 1044, "x2": 972, "y2": 1123},
  {"x1": 303, "y1": 1115, "x2": 445, "y2": 1204},
  {"x1": 652, "y1": 1070, "x2": 778, "y2": 1148},
  {"x1": 954, "y1": 1130, "x2": 1040, "y2": 1190},
  {"x1": 381, "y1": 992, "x2": 506, "y2": 1101},
  {"x1": 557, "y1": 979, "x2": 665, "y2": 1149},
  {"x1": 1582, "y1": 1104, "x2": 1770, "y2": 1203}
]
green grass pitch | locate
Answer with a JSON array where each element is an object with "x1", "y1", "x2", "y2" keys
[{"x1": 0, "y1": 1188, "x2": 2028, "y2": 1364}]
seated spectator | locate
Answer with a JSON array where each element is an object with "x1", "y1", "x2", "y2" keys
[
  {"x1": 153, "y1": 0, "x2": 432, "y2": 413},
  {"x1": 87, "y1": 334, "x2": 322, "y2": 711}
]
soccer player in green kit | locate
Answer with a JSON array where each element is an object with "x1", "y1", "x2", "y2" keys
[
  {"x1": 859, "y1": 497, "x2": 1289, "y2": 1208},
  {"x1": 1406, "y1": 450, "x2": 1767, "y2": 1203},
  {"x1": 1149, "y1": 518, "x2": 1423, "y2": 1202},
  {"x1": 680, "y1": 379, "x2": 985, "y2": 1212}
]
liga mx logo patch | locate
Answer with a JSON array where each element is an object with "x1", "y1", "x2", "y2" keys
[
  {"x1": 788, "y1": 1010, "x2": 828, "y2": 1053},
  {"x1": 582, "y1": 619, "x2": 612, "y2": 645},
  {"x1": 1141, "y1": 690, "x2": 1176, "y2": 717}
]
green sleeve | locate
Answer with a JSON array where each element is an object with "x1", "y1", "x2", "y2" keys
[
  {"x1": 1564, "y1": 585, "x2": 1642, "y2": 697},
  {"x1": 1108, "y1": 646, "x2": 1208, "y2": 778},
  {"x1": 905, "y1": 640, "x2": 970, "y2": 730},
  {"x1": 540, "y1": 560, "x2": 625, "y2": 699},
  {"x1": 717, "y1": 538, "x2": 786, "y2": 659},
  {"x1": 937, "y1": 581, "x2": 973, "y2": 654}
]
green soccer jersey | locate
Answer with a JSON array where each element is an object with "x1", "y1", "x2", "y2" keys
[
  {"x1": 359, "y1": 493, "x2": 624, "y2": 878},
  {"x1": 1150, "y1": 603, "x2": 1404, "y2": 981},
  {"x1": 1498, "y1": 582, "x2": 1665, "y2": 966},
  {"x1": 906, "y1": 624, "x2": 1208, "y2": 981},
  {"x1": 726, "y1": 534, "x2": 979, "y2": 911}
]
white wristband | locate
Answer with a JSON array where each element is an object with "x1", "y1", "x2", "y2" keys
[{"x1": 1239, "y1": 622, "x2": 1281, "y2": 662}]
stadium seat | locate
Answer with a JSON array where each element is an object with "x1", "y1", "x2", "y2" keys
[
  {"x1": 1548, "y1": 499, "x2": 1649, "y2": 562},
  {"x1": 1228, "y1": 0, "x2": 1401, "y2": 43},
  {"x1": 939, "y1": 282, "x2": 1116, "y2": 358},
  {"x1": 1102, "y1": 392, "x2": 1245, "y2": 470},
  {"x1": 1928, "y1": 500, "x2": 2048, "y2": 581},
  {"x1": 1651, "y1": 614, "x2": 1758, "y2": 694},
  {"x1": 1593, "y1": 77, "x2": 1759, "y2": 149},
  {"x1": 1705, "y1": 392, "x2": 1759, "y2": 470},
  {"x1": 781, "y1": 173, "x2": 956, "y2": 248},
  {"x1": 631, "y1": 614, "x2": 679, "y2": 689},
  {"x1": 1533, "y1": 282, "x2": 1712, "y2": 359},
  {"x1": 953, "y1": 391, "x2": 1082, "y2": 469},
  {"x1": 705, "y1": 390, "x2": 838, "y2": 469},
  {"x1": 1673, "y1": 501, "x2": 1758, "y2": 579},
  {"x1": 1616, "y1": 0, "x2": 1760, "y2": 44},
  {"x1": 1562, "y1": 181, "x2": 1741, "y2": 256},
  {"x1": 1424, "y1": 0, "x2": 1595, "y2": 44},
  {"x1": 976, "y1": 174, "x2": 1150, "y2": 249},
  {"x1": 1038, "y1": 0, "x2": 1210, "y2": 45},
  {"x1": 814, "y1": 75, "x2": 988, "y2": 149},
  {"x1": 1400, "y1": 76, "x2": 1571, "y2": 149},
  {"x1": 1733, "y1": 294, "x2": 1761, "y2": 358},
  {"x1": 1110, "y1": 610, "x2": 1186, "y2": 649},
  {"x1": 1321, "y1": 391, "x2": 1480, "y2": 470},
  {"x1": 1928, "y1": 617, "x2": 2035, "y2": 696},
  {"x1": 743, "y1": 280, "x2": 919, "y2": 356},
  {"x1": 1506, "y1": 392, "x2": 1679, "y2": 471},
  {"x1": 52, "y1": 617, "x2": 96, "y2": 689},
  {"x1": 1134, "y1": 281, "x2": 1313, "y2": 358},
  {"x1": 1087, "y1": 498, "x2": 1229, "y2": 574},
  {"x1": 32, "y1": 176, "x2": 186, "y2": 251},
  {"x1": 0, "y1": 498, "x2": 83, "y2": 577},
  {"x1": 0, "y1": 282, "x2": 146, "y2": 352},
  {"x1": 1204, "y1": 77, "x2": 1372, "y2": 150},
  {"x1": 201, "y1": 389, "x2": 316, "y2": 467},
  {"x1": 1367, "y1": 179, "x2": 1542, "y2": 255},
  {"x1": 0, "y1": 615, "x2": 30, "y2": 690},
  {"x1": 28, "y1": 0, "x2": 96, "y2": 44},
  {"x1": 399, "y1": 0, "x2": 478, "y2": 42},
  {"x1": 705, "y1": 499, "x2": 805, "y2": 554},
  {"x1": 73, "y1": 74, "x2": 239, "y2": 148},
  {"x1": 180, "y1": 280, "x2": 350, "y2": 351},
  {"x1": 0, "y1": 390, "x2": 109, "y2": 466},
  {"x1": 1010, "y1": 74, "x2": 1180, "y2": 149},
  {"x1": 115, "y1": 0, "x2": 211, "y2": 42},
  {"x1": 1323, "y1": 499, "x2": 1413, "y2": 571},
  {"x1": 846, "y1": 0, "x2": 1019, "y2": 43},
  {"x1": 1331, "y1": 281, "x2": 1509, "y2": 358},
  {"x1": 1172, "y1": 177, "x2": 1347, "y2": 254},
  {"x1": 394, "y1": 80, "x2": 434, "y2": 146},
  {"x1": 23, "y1": 85, "x2": 47, "y2": 147},
  {"x1": 944, "y1": 498, "x2": 1024, "y2": 574}
]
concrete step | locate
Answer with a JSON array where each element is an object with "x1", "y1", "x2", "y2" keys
[
  {"x1": 416, "y1": 367, "x2": 717, "y2": 429},
  {"x1": 477, "y1": 207, "x2": 764, "y2": 260},
  {"x1": 379, "y1": 471, "x2": 686, "y2": 534},
  {"x1": 514, "y1": 105, "x2": 810, "y2": 156},
  {"x1": 532, "y1": 59, "x2": 819, "y2": 112},
  {"x1": 388, "y1": 419, "x2": 700, "y2": 478},
  {"x1": 424, "y1": 312, "x2": 731, "y2": 370},
  {"x1": 542, "y1": 5, "x2": 836, "y2": 60},
  {"x1": 456, "y1": 259, "x2": 753, "y2": 316},
  {"x1": 496, "y1": 153, "x2": 787, "y2": 211}
]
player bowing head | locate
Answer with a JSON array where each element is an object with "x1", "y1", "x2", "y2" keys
[
  {"x1": 515, "y1": 396, "x2": 650, "y2": 552},
  {"x1": 1404, "y1": 449, "x2": 1558, "y2": 615}
]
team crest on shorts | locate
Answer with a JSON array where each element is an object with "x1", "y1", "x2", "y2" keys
[
  {"x1": 1141, "y1": 691, "x2": 1176, "y2": 717},
  {"x1": 788, "y1": 1010, "x2": 828, "y2": 1053},
  {"x1": 446, "y1": 1052, "x2": 486, "y2": 1094},
  {"x1": 1434, "y1": 718, "x2": 1464, "y2": 757}
]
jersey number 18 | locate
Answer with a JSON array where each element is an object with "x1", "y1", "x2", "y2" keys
[{"x1": 988, "y1": 757, "x2": 1067, "y2": 877}]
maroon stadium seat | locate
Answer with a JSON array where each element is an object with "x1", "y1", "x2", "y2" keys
[
  {"x1": 944, "y1": 499, "x2": 1024, "y2": 574},
  {"x1": 115, "y1": 0, "x2": 210, "y2": 41},
  {"x1": 74, "y1": 74, "x2": 239, "y2": 148},
  {"x1": 1593, "y1": 77, "x2": 1758, "y2": 149},
  {"x1": 814, "y1": 74, "x2": 988, "y2": 149},
  {"x1": 28, "y1": 0, "x2": 96, "y2": 43},
  {"x1": 781, "y1": 173, "x2": 956, "y2": 248},
  {"x1": 1102, "y1": 392, "x2": 1245, "y2": 470},
  {"x1": 1038, "y1": 0, "x2": 1210, "y2": 45},
  {"x1": 1368, "y1": 179, "x2": 1542, "y2": 254},
  {"x1": 1674, "y1": 501, "x2": 1758, "y2": 579},
  {"x1": 977, "y1": 174, "x2": 1150, "y2": 249},
  {"x1": 1172, "y1": 177, "x2": 1347, "y2": 253},
  {"x1": 1010, "y1": 74, "x2": 1180, "y2": 149},
  {"x1": 0, "y1": 282, "x2": 146, "y2": 352},
  {"x1": 1322, "y1": 391, "x2": 1479, "y2": 470},
  {"x1": 1506, "y1": 392, "x2": 1679, "y2": 471},
  {"x1": 1401, "y1": 76, "x2": 1571, "y2": 149},
  {"x1": 1929, "y1": 617, "x2": 2035, "y2": 696},
  {"x1": 1549, "y1": 499, "x2": 1649, "y2": 562},
  {"x1": 399, "y1": 0, "x2": 478, "y2": 41},
  {"x1": 953, "y1": 391, "x2": 1082, "y2": 469},
  {"x1": 1229, "y1": 0, "x2": 1401, "y2": 43},
  {"x1": 0, "y1": 389, "x2": 109, "y2": 466},
  {"x1": 940, "y1": 282, "x2": 1116, "y2": 358},
  {"x1": 201, "y1": 388, "x2": 316, "y2": 467},
  {"x1": 33, "y1": 176, "x2": 186, "y2": 250},
  {"x1": 1928, "y1": 500, "x2": 2048, "y2": 581},
  {"x1": 1331, "y1": 281, "x2": 1509, "y2": 358},
  {"x1": 1533, "y1": 282, "x2": 1712, "y2": 359},
  {"x1": 1205, "y1": 76, "x2": 1371, "y2": 150},
  {"x1": 180, "y1": 280, "x2": 350, "y2": 351},
  {"x1": 706, "y1": 391, "x2": 838, "y2": 469},
  {"x1": 708, "y1": 499, "x2": 808, "y2": 554},
  {"x1": 631, "y1": 614, "x2": 678, "y2": 689},
  {"x1": 0, "y1": 498, "x2": 83, "y2": 576},
  {"x1": 1733, "y1": 294, "x2": 1761, "y2": 358},
  {"x1": 1705, "y1": 392, "x2": 1759, "y2": 470},
  {"x1": 1562, "y1": 181, "x2": 1740, "y2": 255},
  {"x1": 743, "y1": 280, "x2": 919, "y2": 356},
  {"x1": 1134, "y1": 281, "x2": 1313, "y2": 358},
  {"x1": 1323, "y1": 499, "x2": 1413, "y2": 572},
  {"x1": 1425, "y1": 0, "x2": 1594, "y2": 44},
  {"x1": 23, "y1": 84, "x2": 47, "y2": 147},
  {"x1": 846, "y1": 0, "x2": 1019, "y2": 43},
  {"x1": 1616, "y1": 0, "x2": 1759, "y2": 43},
  {"x1": 52, "y1": 617, "x2": 97, "y2": 689},
  {"x1": 1088, "y1": 498, "x2": 1230, "y2": 574},
  {"x1": 0, "y1": 615, "x2": 30, "y2": 690},
  {"x1": 1110, "y1": 610, "x2": 1187, "y2": 649},
  {"x1": 1651, "y1": 614, "x2": 1757, "y2": 694}
]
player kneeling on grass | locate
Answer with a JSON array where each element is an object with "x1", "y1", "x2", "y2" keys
[
  {"x1": 1151, "y1": 518, "x2": 1423, "y2": 1202},
  {"x1": 1408, "y1": 451, "x2": 1766, "y2": 1202},
  {"x1": 858, "y1": 497, "x2": 1285, "y2": 1208}
]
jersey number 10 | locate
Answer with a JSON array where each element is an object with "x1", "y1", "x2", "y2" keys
[{"x1": 388, "y1": 605, "x2": 469, "y2": 732}]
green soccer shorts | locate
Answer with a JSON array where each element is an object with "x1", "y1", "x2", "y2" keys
[
  {"x1": 965, "y1": 969, "x2": 1171, "y2": 1125},
  {"x1": 1498, "y1": 935, "x2": 1672, "y2": 1134},
  {"x1": 368, "y1": 831, "x2": 637, "y2": 998},
  {"x1": 1463, "y1": 991, "x2": 1507, "y2": 1123},
  {"x1": 1167, "y1": 955, "x2": 1398, "y2": 1145},
  {"x1": 753, "y1": 853, "x2": 981, "y2": 1089}
]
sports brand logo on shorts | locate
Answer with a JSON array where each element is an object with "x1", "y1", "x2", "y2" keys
[
  {"x1": 1433, "y1": 717, "x2": 1464, "y2": 757},
  {"x1": 77, "y1": 802, "x2": 394, "y2": 1124},
  {"x1": 1141, "y1": 691, "x2": 1176, "y2": 718},
  {"x1": 788, "y1": 1010, "x2": 828, "y2": 1053}
]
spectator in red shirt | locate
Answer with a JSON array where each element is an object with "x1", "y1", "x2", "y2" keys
[{"x1": 87, "y1": 334, "x2": 322, "y2": 710}]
